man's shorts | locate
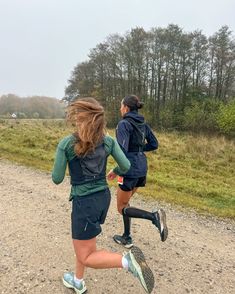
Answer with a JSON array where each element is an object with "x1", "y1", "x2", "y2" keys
[
  {"x1": 71, "y1": 188, "x2": 111, "y2": 240},
  {"x1": 118, "y1": 176, "x2": 146, "y2": 191}
]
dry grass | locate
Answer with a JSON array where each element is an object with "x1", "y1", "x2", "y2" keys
[{"x1": 0, "y1": 119, "x2": 234, "y2": 218}]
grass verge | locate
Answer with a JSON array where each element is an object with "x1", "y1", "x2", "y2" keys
[{"x1": 0, "y1": 119, "x2": 234, "y2": 218}]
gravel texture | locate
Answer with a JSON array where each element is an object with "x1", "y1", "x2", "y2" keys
[{"x1": 0, "y1": 160, "x2": 234, "y2": 294}]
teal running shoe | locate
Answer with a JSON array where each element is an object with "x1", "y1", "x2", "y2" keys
[
  {"x1": 62, "y1": 272, "x2": 87, "y2": 294},
  {"x1": 124, "y1": 246, "x2": 155, "y2": 293}
]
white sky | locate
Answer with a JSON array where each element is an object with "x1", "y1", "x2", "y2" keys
[{"x1": 0, "y1": 0, "x2": 234, "y2": 98}]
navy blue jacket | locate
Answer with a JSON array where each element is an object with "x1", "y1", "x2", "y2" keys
[{"x1": 116, "y1": 111, "x2": 158, "y2": 177}]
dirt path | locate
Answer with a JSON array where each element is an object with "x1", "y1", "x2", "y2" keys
[{"x1": 0, "y1": 159, "x2": 234, "y2": 294}]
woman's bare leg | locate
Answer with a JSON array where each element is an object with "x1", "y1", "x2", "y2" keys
[
  {"x1": 73, "y1": 237, "x2": 122, "y2": 269},
  {"x1": 75, "y1": 258, "x2": 85, "y2": 279},
  {"x1": 117, "y1": 187, "x2": 138, "y2": 214}
]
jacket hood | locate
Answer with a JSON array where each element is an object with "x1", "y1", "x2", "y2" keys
[{"x1": 123, "y1": 111, "x2": 144, "y2": 124}]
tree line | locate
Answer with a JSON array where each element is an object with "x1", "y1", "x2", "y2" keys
[
  {"x1": 0, "y1": 94, "x2": 65, "y2": 119},
  {"x1": 65, "y1": 24, "x2": 235, "y2": 135}
]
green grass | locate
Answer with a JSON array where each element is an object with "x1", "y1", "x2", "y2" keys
[{"x1": 0, "y1": 119, "x2": 234, "y2": 218}]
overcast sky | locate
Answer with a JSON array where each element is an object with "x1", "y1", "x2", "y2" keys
[{"x1": 0, "y1": 0, "x2": 234, "y2": 99}]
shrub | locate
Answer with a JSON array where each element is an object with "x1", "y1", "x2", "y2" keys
[
  {"x1": 18, "y1": 112, "x2": 27, "y2": 119},
  {"x1": 33, "y1": 112, "x2": 40, "y2": 119},
  {"x1": 183, "y1": 99, "x2": 221, "y2": 132},
  {"x1": 216, "y1": 100, "x2": 235, "y2": 135},
  {"x1": 159, "y1": 107, "x2": 174, "y2": 129}
]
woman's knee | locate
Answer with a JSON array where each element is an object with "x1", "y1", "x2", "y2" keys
[
  {"x1": 117, "y1": 190, "x2": 132, "y2": 214},
  {"x1": 77, "y1": 249, "x2": 98, "y2": 266},
  {"x1": 76, "y1": 254, "x2": 86, "y2": 265},
  {"x1": 73, "y1": 238, "x2": 96, "y2": 265},
  {"x1": 117, "y1": 201, "x2": 129, "y2": 214}
]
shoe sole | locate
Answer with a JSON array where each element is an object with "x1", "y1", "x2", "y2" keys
[
  {"x1": 153, "y1": 208, "x2": 168, "y2": 242},
  {"x1": 62, "y1": 278, "x2": 87, "y2": 294},
  {"x1": 159, "y1": 209, "x2": 168, "y2": 242},
  {"x1": 113, "y1": 236, "x2": 134, "y2": 249},
  {"x1": 129, "y1": 246, "x2": 155, "y2": 293}
]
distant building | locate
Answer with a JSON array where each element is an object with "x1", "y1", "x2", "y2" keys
[{"x1": 11, "y1": 113, "x2": 17, "y2": 119}]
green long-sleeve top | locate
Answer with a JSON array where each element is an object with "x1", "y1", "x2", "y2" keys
[{"x1": 52, "y1": 134, "x2": 130, "y2": 199}]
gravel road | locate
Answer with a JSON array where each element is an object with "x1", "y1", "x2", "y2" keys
[{"x1": 0, "y1": 160, "x2": 234, "y2": 294}]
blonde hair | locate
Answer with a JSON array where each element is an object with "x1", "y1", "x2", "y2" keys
[{"x1": 67, "y1": 97, "x2": 105, "y2": 156}]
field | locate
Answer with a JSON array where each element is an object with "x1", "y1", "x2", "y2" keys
[{"x1": 0, "y1": 118, "x2": 234, "y2": 218}]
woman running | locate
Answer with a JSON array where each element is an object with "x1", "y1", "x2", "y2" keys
[
  {"x1": 108, "y1": 95, "x2": 168, "y2": 248},
  {"x1": 52, "y1": 97, "x2": 155, "y2": 294}
]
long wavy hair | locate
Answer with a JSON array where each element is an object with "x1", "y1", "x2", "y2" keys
[{"x1": 67, "y1": 97, "x2": 105, "y2": 156}]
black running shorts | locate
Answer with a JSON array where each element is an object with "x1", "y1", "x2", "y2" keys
[
  {"x1": 118, "y1": 176, "x2": 146, "y2": 191},
  {"x1": 71, "y1": 188, "x2": 111, "y2": 240}
]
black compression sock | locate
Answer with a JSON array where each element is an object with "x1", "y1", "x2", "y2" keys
[
  {"x1": 123, "y1": 213, "x2": 131, "y2": 237},
  {"x1": 122, "y1": 207, "x2": 155, "y2": 221}
]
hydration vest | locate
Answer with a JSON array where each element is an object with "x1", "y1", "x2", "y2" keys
[
  {"x1": 124, "y1": 117, "x2": 146, "y2": 152},
  {"x1": 68, "y1": 140, "x2": 107, "y2": 186}
]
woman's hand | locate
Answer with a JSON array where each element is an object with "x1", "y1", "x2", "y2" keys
[{"x1": 107, "y1": 169, "x2": 117, "y2": 181}]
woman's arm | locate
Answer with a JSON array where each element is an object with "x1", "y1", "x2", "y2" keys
[
  {"x1": 144, "y1": 124, "x2": 158, "y2": 152},
  {"x1": 52, "y1": 145, "x2": 67, "y2": 184},
  {"x1": 110, "y1": 138, "x2": 130, "y2": 175}
]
